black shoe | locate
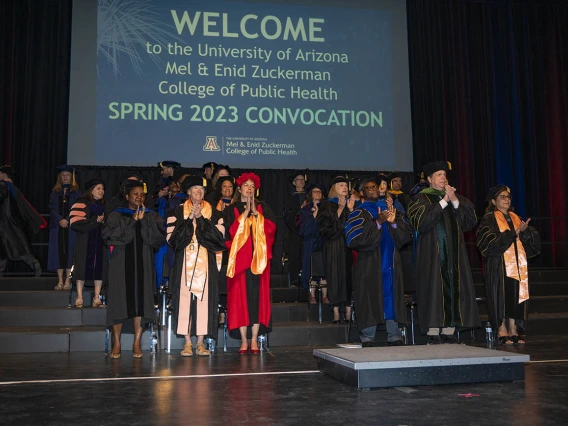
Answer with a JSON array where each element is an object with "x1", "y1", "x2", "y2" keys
[
  {"x1": 32, "y1": 260, "x2": 42, "y2": 277},
  {"x1": 427, "y1": 335, "x2": 443, "y2": 345},
  {"x1": 387, "y1": 339, "x2": 404, "y2": 346},
  {"x1": 441, "y1": 334, "x2": 460, "y2": 344},
  {"x1": 361, "y1": 341, "x2": 375, "y2": 348}
]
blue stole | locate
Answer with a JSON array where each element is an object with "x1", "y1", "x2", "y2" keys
[
  {"x1": 357, "y1": 200, "x2": 396, "y2": 320},
  {"x1": 114, "y1": 207, "x2": 151, "y2": 214}
]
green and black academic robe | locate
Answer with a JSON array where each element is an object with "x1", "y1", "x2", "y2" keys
[
  {"x1": 103, "y1": 210, "x2": 165, "y2": 326},
  {"x1": 407, "y1": 191, "x2": 480, "y2": 331}
]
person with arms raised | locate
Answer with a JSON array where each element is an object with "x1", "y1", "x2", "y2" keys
[
  {"x1": 167, "y1": 176, "x2": 226, "y2": 357},
  {"x1": 103, "y1": 180, "x2": 165, "y2": 358},
  {"x1": 407, "y1": 161, "x2": 480, "y2": 344},
  {"x1": 69, "y1": 179, "x2": 107, "y2": 308},
  {"x1": 223, "y1": 172, "x2": 276, "y2": 354},
  {"x1": 476, "y1": 184, "x2": 540, "y2": 345},
  {"x1": 316, "y1": 175, "x2": 359, "y2": 323}
]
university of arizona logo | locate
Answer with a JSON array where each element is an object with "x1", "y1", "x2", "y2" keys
[{"x1": 203, "y1": 136, "x2": 220, "y2": 151}]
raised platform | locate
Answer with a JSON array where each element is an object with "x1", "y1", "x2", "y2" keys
[{"x1": 313, "y1": 345, "x2": 530, "y2": 390}]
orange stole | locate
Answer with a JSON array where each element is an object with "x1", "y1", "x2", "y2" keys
[
  {"x1": 227, "y1": 211, "x2": 269, "y2": 278},
  {"x1": 182, "y1": 200, "x2": 221, "y2": 298},
  {"x1": 494, "y1": 210, "x2": 529, "y2": 303}
]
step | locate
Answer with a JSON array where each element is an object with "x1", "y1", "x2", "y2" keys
[
  {"x1": 0, "y1": 277, "x2": 59, "y2": 291},
  {"x1": 271, "y1": 288, "x2": 309, "y2": 303},
  {"x1": 2, "y1": 311, "x2": 567, "y2": 353},
  {"x1": 0, "y1": 290, "x2": 94, "y2": 307},
  {"x1": 0, "y1": 306, "x2": 106, "y2": 327},
  {"x1": 271, "y1": 302, "x2": 335, "y2": 323},
  {"x1": 0, "y1": 321, "x2": 353, "y2": 353}
]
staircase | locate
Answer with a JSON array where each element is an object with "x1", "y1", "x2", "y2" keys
[{"x1": 1, "y1": 269, "x2": 566, "y2": 353}]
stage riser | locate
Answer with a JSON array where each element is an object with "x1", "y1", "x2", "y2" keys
[
  {"x1": 317, "y1": 358, "x2": 526, "y2": 390},
  {"x1": 0, "y1": 324, "x2": 350, "y2": 353},
  {"x1": 0, "y1": 291, "x2": 93, "y2": 307}
]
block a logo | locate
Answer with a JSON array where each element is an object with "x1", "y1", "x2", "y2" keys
[{"x1": 203, "y1": 136, "x2": 221, "y2": 152}]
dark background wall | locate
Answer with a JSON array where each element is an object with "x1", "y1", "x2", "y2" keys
[{"x1": 1, "y1": 0, "x2": 566, "y2": 272}]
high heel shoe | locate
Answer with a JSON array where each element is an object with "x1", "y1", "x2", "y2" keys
[
  {"x1": 75, "y1": 298, "x2": 83, "y2": 308},
  {"x1": 109, "y1": 352, "x2": 121, "y2": 359},
  {"x1": 238, "y1": 344, "x2": 249, "y2": 355},
  {"x1": 250, "y1": 347, "x2": 260, "y2": 354}
]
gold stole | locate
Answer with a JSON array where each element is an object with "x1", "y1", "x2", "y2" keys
[
  {"x1": 226, "y1": 208, "x2": 268, "y2": 278},
  {"x1": 494, "y1": 210, "x2": 529, "y2": 303},
  {"x1": 216, "y1": 199, "x2": 226, "y2": 212},
  {"x1": 183, "y1": 200, "x2": 219, "y2": 298}
]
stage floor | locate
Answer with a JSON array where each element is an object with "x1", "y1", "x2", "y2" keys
[{"x1": 1, "y1": 336, "x2": 568, "y2": 425}]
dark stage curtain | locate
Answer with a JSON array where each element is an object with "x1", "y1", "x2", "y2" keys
[
  {"x1": 0, "y1": 0, "x2": 72, "y2": 273},
  {"x1": 408, "y1": 0, "x2": 568, "y2": 267}
]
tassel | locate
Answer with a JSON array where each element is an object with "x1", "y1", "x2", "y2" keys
[{"x1": 447, "y1": 161, "x2": 452, "y2": 171}]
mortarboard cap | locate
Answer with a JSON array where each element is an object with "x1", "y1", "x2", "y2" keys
[
  {"x1": 423, "y1": 161, "x2": 452, "y2": 177},
  {"x1": 56, "y1": 164, "x2": 74, "y2": 173},
  {"x1": 202, "y1": 162, "x2": 217, "y2": 171},
  {"x1": 216, "y1": 175, "x2": 236, "y2": 190},
  {"x1": 486, "y1": 184, "x2": 511, "y2": 201},
  {"x1": 182, "y1": 176, "x2": 208, "y2": 193},
  {"x1": 306, "y1": 183, "x2": 326, "y2": 196},
  {"x1": 288, "y1": 171, "x2": 308, "y2": 185},
  {"x1": 158, "y1": 161, "x2": 181, "y2": 169},
  {"x1": 214, "y1": 164, "x2": 232, "y2": 176},
  {"x1": 0, "y1": 165, "x2": 14, "y2": 178},
  {"x1": 85, "y1": 179, "x2": 105, "y2": 191}
]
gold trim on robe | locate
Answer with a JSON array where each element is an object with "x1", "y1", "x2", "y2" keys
[
  {"x1": 182, "y1": 200, "x2": 215, "y2": 299},
  {"x1": 226, "y1": 213, "x2": 250, "y2": 278},
  {"x1": 250, "y1": 214, "x2": 268, "y2": 275},
  {"x1": 494, "y1": 210, "x2": 529, "y2": 303}
]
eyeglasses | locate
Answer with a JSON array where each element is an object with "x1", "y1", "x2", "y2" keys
[
  {"x1": 498, "y1": 195, "x2": 512, "y2": 200},
  {"x1": 362, "y1": 184, "x2": 378, "y2": 191}
]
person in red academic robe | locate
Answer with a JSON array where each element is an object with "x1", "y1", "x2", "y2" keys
[{"x1": 222, "y1": 172, "x2": 276, "y2": 354}]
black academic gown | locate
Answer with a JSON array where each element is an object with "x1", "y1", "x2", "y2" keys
[
  {"x1": 407, "y1": 193, "x2": 480, "y2": 331},
  {"x1": 103, "y1": 210, "x2": 165, "y2": 326},
  {"x1": 0, "y1": 180, "x2": 45, "y2": 261},
  {"x1": 316, "y1": 200, "x2": 353, "y2": 305},
  {"x1": 297, "y1": 204, "x2": 323, "y2": 289},
  {"x1": 392, "y1": 192, "x2": 413, "y2": 212},
  {"x1": 346, "y1": 207, "x2": 413, "y2": 330},
  {"x1": 476, "y1": 212, "x2": 541, "y2": 333},
  {"x1": 283, "y1": 192, "x2": 305, "y2": 283},
  {"x1": 167, "y1": 205, "x2": 226, "y2": 338},
  {"x1": 70, "y1": 198, "x2": 107, "y2": 281}
]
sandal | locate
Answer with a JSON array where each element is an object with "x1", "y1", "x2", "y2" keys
[
  {"x1": 196, "y1": 343, "x2": 211, "y2": 357},
  {"x1": 322, "y1": 297, "x2": 330, "y2": 304},
  {"x1": 309, "y1": 296, "x2": 317, "y2": 305},
  {"x1": 54, "y1": 282, "x2": 64, "y2": 291},
  {"x1": 62, "y1": 282, "x2": 71, "y2": 290},
  {"x1": 181, "y1": 343, "x2": 193, "y2": 357},
  {"x1": 497, "y1": 335, "x2": 513, "y2": 345},
  {"x1": 511, "y1": 335, "x2": 526, "y2": 345},
  {"x1": 75, "y1": 298, "x2": 83, "y2": 308},
  {"x1": 92, "y1": 298, "x2": 106, "y2": 308}
]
